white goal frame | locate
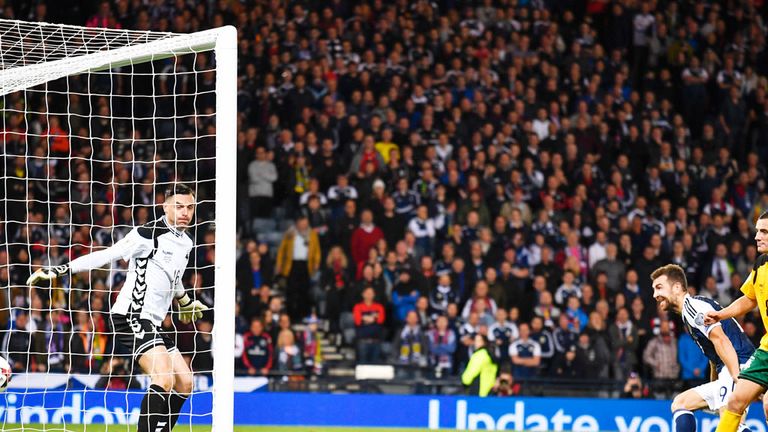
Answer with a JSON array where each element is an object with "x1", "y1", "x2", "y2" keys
[{"x1": 0, "y1": 21, "x2": 237, "y2": 431}]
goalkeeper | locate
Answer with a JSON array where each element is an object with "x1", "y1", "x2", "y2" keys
[{"x1": 27, "y1": 183, "x2": 208, "y2": 432}]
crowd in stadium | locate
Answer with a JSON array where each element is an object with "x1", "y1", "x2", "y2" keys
[
  {"x1": 231, "y1": 0, "x2": 768, "y2": 395},
  {"x1": 0, "y1": 0, "x2": 767, "y2": 397}
]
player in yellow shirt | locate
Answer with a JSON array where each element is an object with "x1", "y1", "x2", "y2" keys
[{"x1": 705, "y1": 211, "x2": 768, "y2": 432}]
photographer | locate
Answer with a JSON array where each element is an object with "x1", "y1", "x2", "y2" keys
[
  {"x1": 493, "y1": 368, "x2": 521, "y2": 397},
  {"x1": 622, "y1": 372, "x2": 647, "y2": 399}
]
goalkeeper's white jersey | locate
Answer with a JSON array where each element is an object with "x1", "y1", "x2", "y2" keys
[{"x1": 69, "y1": 216, "x2": 193, "y2": 326}]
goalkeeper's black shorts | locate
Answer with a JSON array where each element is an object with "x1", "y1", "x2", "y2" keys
[{"x1": 112, "y1": 313, "x2": 177, "y2": 361}]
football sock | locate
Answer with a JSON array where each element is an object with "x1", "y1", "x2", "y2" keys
[
  {"x1": 168, "y1": 391, "x2": 189, "y2": 429},
  {"x1": 716, "y1": 409, "x2": 743, "y2": 432},
  {"x1": 138, "y1": 384, "x2": 170, "y2": 432},
  {"x1": 673, "y1": 409, "x2": 695, "y2": 432}
]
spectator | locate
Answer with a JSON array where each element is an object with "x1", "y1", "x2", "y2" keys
[
  {"x1": 241, "y1": 318, "x2": 272, "y2": 376},
  {"x1": 392, "y1": 270, "x2": 421, "y2": 324},
  {"x1": 276, "y1": 329, "x2": 303, "y2": 373},
  {"x1": 571, "y1": 332, "x2": 608, "y2": 380},
  {"x1": 376, "y1": 196, "x2": 405, "y2": 249},
  {"x1": 276, "y1": 216, "x2": 322, "y2": 320},
  {"x1": 302, "y1": 195, "x2": 330, "y2": 245},
  {"x1": 302, "y1": 316, "x2": 323, "y2": 375},
  {"x1": 704, "y1": 243, "x2": 734, "y2": 298},
  {"x1": 677, "y1": 332, "x2": 708, "y2": 384},
  {"x1": 457, "y1": 311, "x2": 481, "y2": 370},
  {"x1": 461, "y1": 334, "x2": 498, "y2": 397},
  {"x1": 551, "y1": 344, "x2": 579, "y2": 378},
  {"x1": 5, "y1": 312, "x2": 33, "y2": 372},
  {"x1": 553, "y1": 313, "x2": 579, "y2": 360},
  {"x1": 488, "y1": 308, "x2": 519, "y2": 363},
  {"x1": 429, "y1": 274, "x2": 459, "y2": 317},
  {"x1": 69, "y1": 312, "x2": 108, "y2": 374},
  {"x1": 40, "y1": 309, "x2": 67, "y2": 372},
  {"x1": 248, "y1": 146, "x2": 278, "y2": 219},
  {"x1": 642, "y1": 320, "x2": 680, "y2": 380},
  {"x1": 241, "y1": 251, "x2": 272, "y2": 316},
  {"x1": 588, "y1": 231, "x2": 609, "y2": 269},
  {"x1": 591, "y1": 243, "x2": 627, "y2": 294},
  {"x1": 533, "y1": 291, "x2": 561, "y2": 329},
  {"x1": 408, "y1": 205, "x2": 441, "y2": 258},
  {"x1": 484, "y1": 267, "x2": 507, "y2": 311},
  {"x1": 192, "y1": 320, "x2": 214, "y2": 373},
  {"x1": 414, "y1": 296, "x2": 432, "y2": 329},
  {"x1": 530, "y1": 316, "x2": 555, "y2": 373},
  {"x1": 555, "y1": 271, "x2": 582, "y2": 306},
  {"x1": 584, "y1": 311, "x2": 612, "y2": 379},
  {"x1": 462, "y1": 280, "x2": 498, "y2": 321},
  {"x1": 350, "y1": 209, "x2": 385, "y2": 267},
  {"x1": 509, "y1": 323, "x2": 542, "y2": 379},
  {"x1": 563, "y1": 296, "x2": 588, "y2": 333},
  {"x1": 533, "y1": 247, "x2": 562, "y2": 293},
  {"x1": 392, "y1": 310, "x2": 429, "y2": 368},
  {"x1": 631, "y1": 2, "x2": 656, "y2": 83},
  {"x1": 608, "y1": 307, "x2": 639, "y2": 381},
  {"x1": 393, "y1": 178, "x2": 420, "y2": 220},
  {"x1": 327, "y1": 174, "x2": 358, "y2": 217},
  {"x1": 322, "y1": 246, "x2": 350, "y2": 338},
  {"x1": 353, "y1": 287, "x2": 386, "y2": 364},
  {"x1": 332, "y1": 200, "x2": 359, "y2": 257},
  {"x1": 428, "y1": 315, "x2": 457, "y2": 377}
]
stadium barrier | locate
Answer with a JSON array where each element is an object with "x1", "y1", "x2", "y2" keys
[{"x1": 3, "y1": 377, "x2": 765, "y2": 431}]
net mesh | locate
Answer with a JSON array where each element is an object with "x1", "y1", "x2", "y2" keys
[
  {"x1": 0, "y1": 19, "x2": 219, "y2": 429},
  {"x1": 0, "y1": 19, "x2": 174, "y2": 70}
]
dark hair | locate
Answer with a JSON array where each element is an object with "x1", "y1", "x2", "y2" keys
[
  {"x1": 164, "y1": 183, "x2": 195, "y2": 199},
  {"x1": 475, "y1": 334, "x2": 497, "y2": 365},
  {"x1": 759, "y1": 210, "x2": 768, "y2": 220},
  {"x1": 650, "y1": 264, "x2": 688, "y2": 289}
]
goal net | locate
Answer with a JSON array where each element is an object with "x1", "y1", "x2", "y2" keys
[{"x1": 0, "y1": 19, "x2": 235, "y2": 430}]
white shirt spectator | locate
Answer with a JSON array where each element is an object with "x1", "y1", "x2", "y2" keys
[
  {"x1": 299, "y1": 191, "x2": 328, "y2": 206},
  {"x1": 327, "y1": 185, "x2": 358, "y2": 202},
  {"x1": 509, "y1": 338, "x2": 542, "y2": 359},
  {"x1": 408, "y1": 216, "x2": 440, "y2": 239},
  {"x1": 532, "y1": 118, "x2": 551, "y2": 140},
  {"x1": 588, "y1": 241, "x2": 607, "y2": 269},
  {"x1": 703, "y1": 201, "x2": 734, "y2": 217},
  {"x1": 633, "y1": 13, "x2": 655, "y2": 47},
  {"x1": 292, "y1": 231, "x2": 309, "y2": 260},
  {"x1": 555, "y1": 283, "x2": 582, "y2": 305}
]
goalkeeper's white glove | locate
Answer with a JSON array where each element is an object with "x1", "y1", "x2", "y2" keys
[
  {"x1": 26, "y1": 265, "x2": 69, "y2": 286},
  {"x1": 177, "y1": 294, "x2": 208, "y2": 324}
]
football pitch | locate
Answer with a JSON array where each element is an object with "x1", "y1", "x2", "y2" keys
[{"x1": 2, "y1": 425, "x2": 446, "y2": 432}]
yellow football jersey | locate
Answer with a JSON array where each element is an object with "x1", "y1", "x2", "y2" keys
[{"x1": 740, "y1": 256, "x2": 768, "y2": 350}]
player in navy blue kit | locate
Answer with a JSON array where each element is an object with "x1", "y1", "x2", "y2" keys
[{"x1": 651, "y1": 264, "x2": 754, "y2": 432}]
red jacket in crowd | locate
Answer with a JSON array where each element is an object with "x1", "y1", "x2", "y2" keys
[{"x1": 350, "y1": 225, "x2": 384, "y2": 265}]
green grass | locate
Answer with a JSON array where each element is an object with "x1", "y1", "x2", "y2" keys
[{"x1": 1, "y1": 425, "x2": 447, "y2": 432}]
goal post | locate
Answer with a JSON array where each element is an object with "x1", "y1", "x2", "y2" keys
[
  {"x1": 0, "y1": 19, "x2": 236, "y2": 430},
  {"x1": 213, "y1": 25, "x2": 237, "y2": 432}
]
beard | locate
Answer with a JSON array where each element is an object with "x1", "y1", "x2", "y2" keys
[{"x1": 657, "y1": 298, "x2": 670, "y2": 312}]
